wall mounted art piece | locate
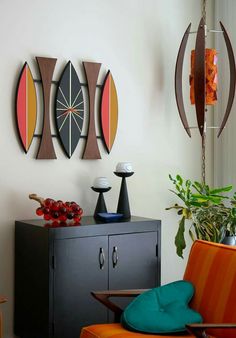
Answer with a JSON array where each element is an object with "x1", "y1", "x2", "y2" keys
[
  {"x1": 36, "y1": 57, "x2": 57, "y2": 159},
  {"x1": 101, "y1": 71, "x2": 118, "y2": 153},
  {"x1": 16, "y1": 62, "x2": 37, "y2": 152},
  {"x1": 82, "y1": 62, "x2": 101, "y2": 159},
  {"x1": 15, "y1": 57, "x2": 119, "y2": 160},
  {"x1": 55, "y1": 61, "x2": 84, "y2": 158}
]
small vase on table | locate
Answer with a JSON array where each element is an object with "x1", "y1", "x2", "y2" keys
[
  {"x1": 114, "y1": 162, "x2": 134, "y2": 220},
  {"x1": 92, "y1": 177, "x2": 111, "y2": 219}
]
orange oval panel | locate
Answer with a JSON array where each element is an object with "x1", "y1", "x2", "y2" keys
[
  {"x1": 16, "y1": 62, "x2": 37, "y2": 153},
  {"x1": 101, "y1": 71, "x2": 118, "y2": 153}
]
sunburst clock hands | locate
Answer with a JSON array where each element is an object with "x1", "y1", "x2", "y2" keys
[{"x1": 55, "y1": 61, "x2": 84, "y2": 158}]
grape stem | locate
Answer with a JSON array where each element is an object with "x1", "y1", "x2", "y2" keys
[{"x1": 29, "y1": 194, "x2": 45, "y2": 206}]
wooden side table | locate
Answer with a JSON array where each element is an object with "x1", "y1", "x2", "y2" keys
[{"x1": 0, "y1": 296, "x2": 7, "y2": 338}]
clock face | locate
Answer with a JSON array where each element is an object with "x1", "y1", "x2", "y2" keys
[{"x1": 55, "y1": 61, "x2": 84, "y2": 158}]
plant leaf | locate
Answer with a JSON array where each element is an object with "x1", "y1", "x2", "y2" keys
[
  {"x1": 189, "y1": 201, "x2": 204, "y2": 207},
  {"x1": 175, "y1": 216, "x2": 186, "y2": 258},
  {"x1": 169, "y1": 189, "x2": 186, "y2": 203},
  {"x1": 189, "y1": 229, "x2": 195, "y2": 242},
  {"x1": 193, "y1": 181, "x2": 203, "y2": 193},
  {"x1": 176, "y1": 175, "x2": 183, "y2": 185},
  {"x1": 185, "y1": 179, "x2": 191, "y2": 188},
  {"x1": 210, "y1": 186, "x2": 233, "y2": 194},
  {"x1": 169, "y1": 174, "x2": 176, "y2": 184},
  {"x1": 231, "y1": 208, "x2": 236, "y2": 217},
  {"x1": 191, "y1": 194, "x2": 222, "y2": 204},
  {"x1": 206, "y1": 196, "x2": 222, "y2": 204}
]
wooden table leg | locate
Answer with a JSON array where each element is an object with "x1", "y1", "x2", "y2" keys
[
  {"x1": 0, "y1": 311, "x2": 3, "y2": 338},
  {"x1": 0, "y1": 297, "x2": 7, "y2": 338}
]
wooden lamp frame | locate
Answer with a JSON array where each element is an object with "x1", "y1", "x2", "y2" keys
[{"x1": 175, "y1": 18, "x2": 236, "y2": 138}]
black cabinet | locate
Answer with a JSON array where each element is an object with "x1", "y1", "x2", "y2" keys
[
  {"x1": 15, "y1": 216, "x2": 161, "y2": 338},
  {"x1": 53, "y1": 236, "x2": 108, "y2": 337}
]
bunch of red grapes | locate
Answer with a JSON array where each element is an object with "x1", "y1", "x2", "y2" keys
[{"x1": 36, "y1": 198, "x2": 83, "y2": 224}]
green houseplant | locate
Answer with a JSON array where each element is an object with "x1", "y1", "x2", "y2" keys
[{"x1": 166, "y1": 174, "x2": 236, "y2": 258}]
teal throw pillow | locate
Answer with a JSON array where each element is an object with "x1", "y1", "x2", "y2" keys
[{"x1": 121, "y1": 280, "x2": 202, "y2": 334}]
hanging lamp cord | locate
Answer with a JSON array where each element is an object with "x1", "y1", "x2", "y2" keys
[
  {"x1": 202, "y1": 0, "x2": 207, "y2": 24},
  {"x1": 201, "y1": 131, "x2": 206, "y2": 185}
]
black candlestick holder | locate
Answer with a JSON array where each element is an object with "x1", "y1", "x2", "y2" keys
[
  {"x1": 91, "y1": 186, "x2": 111, "y2": 219},
  {"x1": 114, "y1": 172, "x2": 134, "y2": 219}
]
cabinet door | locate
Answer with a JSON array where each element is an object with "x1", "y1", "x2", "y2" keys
[
  {"x1": 53, "y1": 236, "x2": 108, "y2": 338},
  {"x1": 108, "y1": 232, "x2": 158, "y2": 312}
]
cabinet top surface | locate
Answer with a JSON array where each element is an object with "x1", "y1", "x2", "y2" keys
[
  {"x1": 15, "y1": 216, "x2": 161, "y2": 238},
  {"x1": 16, "y1": 216, "x2": 160, "y2": 228}
]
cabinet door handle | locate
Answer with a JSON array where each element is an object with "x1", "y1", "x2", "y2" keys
[
  {"x1": 99, "y1": 248, "x2": 105, "y2": 269},
  {"x1": 112, "y1": 246, "x2": 118, "y2": 268}
]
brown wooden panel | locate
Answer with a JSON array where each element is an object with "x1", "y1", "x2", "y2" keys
[
  {"x1": 82, "y1": 62, "x2": 101, "y2": 159},
  {"x1": 175, "y1": 23, "x2": 191, "y2": 137},
  {"x1": 36, "y1": 57, "x2": 57, "y2": 159},
  {"x1": 194, "y1": 18, "x2": 206, "y2": 136},
  {"x1": 218, "y1": 22, "x2": 236, "y2": 137}
]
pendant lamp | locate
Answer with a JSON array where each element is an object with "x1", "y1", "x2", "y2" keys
[{"x1": 175, "y1": 0, "x2": 236, "y2": 182}]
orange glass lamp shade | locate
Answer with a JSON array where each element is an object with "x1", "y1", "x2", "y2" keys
[{"x1": 190, "y1": 48, "x2": 218, "y2": 105}]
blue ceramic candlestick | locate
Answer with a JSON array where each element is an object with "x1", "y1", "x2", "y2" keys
[
  {"x1": 114, "y1": 171, "x2": 134, "y2": 219},
  {"x1": 91, "y1": 186, "x2": 111, "y2": 219}
]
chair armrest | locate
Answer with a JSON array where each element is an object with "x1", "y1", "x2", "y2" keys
[
  {"x1": 91, "y1": 289, "x2": 148, "y2": 322},
  {"x1": 0, "y1": 297, "x2": 7, "y2": 304},
  {"x1": 92, "y1": 289, "x2": 148, "y2": 298},
  {"x1": 186, "y1": 323, "x2": 236, "y2": 338}
]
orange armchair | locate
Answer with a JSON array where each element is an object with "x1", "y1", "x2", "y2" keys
[
  {"x1": 0, "y1": 296, "x2": 7, "y2": 338},
  {"x1": 80, "y1": 240, "x2": 236, "y2": 338}
]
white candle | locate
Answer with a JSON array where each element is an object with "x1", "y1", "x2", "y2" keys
[
  {"x1": 116, "y1": 162, "x2": 133, "y2": 173},
  {"x1": 93, "y1": 177, "x2": 110, "y2": 189}
]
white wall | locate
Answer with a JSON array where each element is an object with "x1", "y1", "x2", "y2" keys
[{"x1": 0, "y1": 1, "x2": 213, "y2": 337}]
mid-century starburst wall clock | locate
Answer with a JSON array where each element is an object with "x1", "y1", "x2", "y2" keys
[{"x1": 15, "y1": 57, "x2": 118, "y2": 160}]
